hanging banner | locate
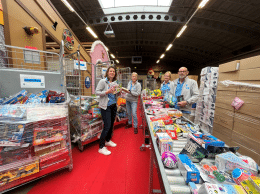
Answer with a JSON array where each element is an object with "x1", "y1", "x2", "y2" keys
[
  {"x1": 20, "y1": 74, "x2": 45, "y2": 88},
  {"x1": 74, "y1": 60, "x2": 87, "y2": 70}
]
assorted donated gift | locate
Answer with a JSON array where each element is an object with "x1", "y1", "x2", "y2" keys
[
  {"x1": 143, "y1": 97, "x2": 260, "y2": 194},
  {"x1": 69, "y1": 95, "x2": 103, "y2": 143},
  {"x1": 0, "y1": 91, "x2": 71, "y2": 187},
  {"x1": 0, "y1": 90, "x2": 66, "y2": 121}
]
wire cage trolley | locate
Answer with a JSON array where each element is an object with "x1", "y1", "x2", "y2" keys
[
  {"x1": 64, "y1": 52, "x2": 104, "y2": 152},
  {"x1": 0, "y1": 42, "x2": 73, "y2": 193}
]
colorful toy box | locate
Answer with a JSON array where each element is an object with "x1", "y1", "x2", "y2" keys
[
  {"x1": 177, "y1": 154, "x2": 200, "y2": 184},
  {"x1": 216, "y1": 152, "x2": 258, "y2": 175},
  {"x1": 190, "y1": 133, "x2": 225, "y2": 149},
  {"x1": 156, "y1": 133, "x2": 173, "y2": 154},
  {"x1": 198, "y1": 183, "x2": 247, "y2": 194}
]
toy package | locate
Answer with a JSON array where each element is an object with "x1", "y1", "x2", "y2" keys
[
  {"x1": 198, "y1": 183, "x2": 247, "y2": 194},
  {"x1": 25, "y1": 90, "x2": 48, "y2": 104},
  {"x1": 180, "y1": 137, "x2": 208, "y2": 161},
  {"x1": 0, "y1": 123, "x2": 26, "y2": 147},
  {"x1": 0, "y1": 105, "x2": 27, "y2": 121},
  {"x1": 156, "y1": 133, "x2": 173, "y2": 154},
  {"x1": 0, "y1": 158, "x2": 39, "y2": 186},
  {"x1": 0, "y1": 144, "x2": 32, "y2": 165},
  {"x1": 39, "y1": 148, "x2": 69, "y2": 169},
  {"x1": 177, "y1": 154, "x2": 200, "y2": 183},
  {"x1": 216, "y1": 152, "x2": 258, "y2": 175},
  {"x1": 190, "y1": 133, "x2": 225, "y2": 149},
  {"x1": 232, "y1": 168, "x2": 260, "y2": 193},
  {"x1": 33, "y1": 125, "x2": 68, "y2": 146},
  {"x1": 34, "y1": 140, "x2": 66, "y2": 157},
  {"x1": 152, "y1": 120, "x2": 165, "y2": 133},
  {"x1": 1, "y1": 90, "x2": 28, "y2": 105}
]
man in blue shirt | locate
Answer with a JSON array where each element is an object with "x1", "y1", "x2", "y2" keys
[{"x1": 172, "y1": 67, "x2": 199, "y2": 121}]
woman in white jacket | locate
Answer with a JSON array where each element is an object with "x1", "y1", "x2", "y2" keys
[{"x1": 124, "y1": 72, "x2": 142, "y2": 134}]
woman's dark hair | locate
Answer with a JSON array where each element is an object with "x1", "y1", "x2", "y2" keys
[{"x1": 104, "y1": 66, "x2": 117, "y2": 82}]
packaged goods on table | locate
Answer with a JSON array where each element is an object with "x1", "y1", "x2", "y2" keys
[
  {"x1": 177, "y1": 154, "x2": 200, "y2": 184},
  {"x1": 198, "y1": 183, "x2": 247, "y2": 194},
  {"x1": 216, "y1": 152, "x2": 258, "y2": 176},
  {"x1": 156, "y1": 133, "x2": 173, "y2": 154}
]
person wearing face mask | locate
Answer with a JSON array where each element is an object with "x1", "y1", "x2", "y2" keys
[
  {"x1": 124, "y1": 72, "x2": 142, "y2": 134},
  {"x1": 160, "y1": 71, "x2": 175, "y2": 96},
  {"x1": 96, "y1": 66, "x2": 121, "y2": 156},
  {"x1": 172, "y1": 67, "x2": 199, "y2": 120}
]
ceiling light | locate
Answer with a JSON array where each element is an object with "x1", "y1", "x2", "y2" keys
[
  {"x1": 110, "y1": 54, "x2": 115, "y2": 58},
  {"x1": 176, "y1": 25, "x2": 187, "y2": 38},
  {"x1": 61, "y1": 0, "x2": 75, "y2": 12},
  {"x1": 156, "y1": 60, "x2": 160, "y2": 63},
  {"x1": 115, "y1": 60, "x2": 119, "y2": 63},
  {"x1": 134, "y1": 67, "x2": 137, "y2": 69},
  {"x1": 86, "y1": 27, "x2": 98, "y2": 38},
  {"x1": 166, "y1": 44, "x2": 173, "y2": 51},
  {"x1": 198, "y1": 0, "x2": 209, "y2": 8},
  {"x1": 160, "y1": 54, "x2": 165, "y2": 59}
]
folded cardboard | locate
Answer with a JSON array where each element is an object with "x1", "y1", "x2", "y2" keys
[
  {"x1": 240, "y1": 55, "x2": 260, "y2": 70},
  {"x1": 233, "y1": 113, "x2": 260, "y2": 142},
  {"x1": 214, "y1": 108, "x2": 234, "y2": 130},
  {"x1": 219, "y1": 60, "x2": 240, "y2": 73},
  {"x1": 232, "y1": 131, "x2": 260, "y2": 155},
  {"x1": 235, "y1": 91, "x2": 260, "y2": 118}
]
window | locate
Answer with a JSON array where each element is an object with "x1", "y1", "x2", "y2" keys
[{"x1": 98, "y1": 0, "x2": 172, "y2": 14}]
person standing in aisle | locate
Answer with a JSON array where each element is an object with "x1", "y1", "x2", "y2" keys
[
  {"x1": 125, "y1": 72, "x2": 142, "y2": 134},
  {"x1": 172, "y1": 67, "x2": 199, "y2": 120},
  {"x1": 160, "y1": 71, "x2": 175, "y2": 96},
  {"x1": 96, "y1": 66, "x2": 119, "y2": 156}
]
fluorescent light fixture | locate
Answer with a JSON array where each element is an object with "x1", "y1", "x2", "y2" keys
[
  {"x1": 115, "y1": 60, "x2": 119, "y2": 63},
  {"x1": 110, "y1": 54, "x2": 115, "y2": 58},
  {"x1": 198, "y1": 0, "x2": 209, "y2": 8},
  {"x1": 160, "y1": 54, "x2": 165, "y2": 59},
  {"x1": 176, "y1": 25, "x2": 187, "y2": 38},
  {"x1": 156, "y1": 60, "x2": 160, "y2": 63},
  {"x1": 61, "y1": 0, "x2": 75, "y2": 12},
  {"x1": 166, "y1": 44, "x2": 173, "y2": 51},
  {"x1": 86, "y1": 27, "x2": 98, "y2": 38}
]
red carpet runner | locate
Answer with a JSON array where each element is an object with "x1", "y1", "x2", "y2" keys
[{"x1": 28, "y1": 101, "x2": 152, "y2": 194}]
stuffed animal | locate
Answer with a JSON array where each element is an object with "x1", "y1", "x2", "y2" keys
[{"x1": 147, "y1": 67, "x2": 154, "y2": 78}]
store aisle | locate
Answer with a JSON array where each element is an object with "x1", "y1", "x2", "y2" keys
[{"x1": 24, "y1": 114, "x2": 150, "y2": 193}]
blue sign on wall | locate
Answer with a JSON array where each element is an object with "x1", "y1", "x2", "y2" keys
[{"x1": 85, "y1": 76, "x2": 91, "y2": 88}]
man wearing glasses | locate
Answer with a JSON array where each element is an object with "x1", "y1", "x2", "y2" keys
[{"x1": 172, "y1": 67, "x2": 199, "y2": 121}]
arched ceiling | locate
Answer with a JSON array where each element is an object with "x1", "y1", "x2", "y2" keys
[{"x1": 50, "y1": 0, "x2": 260, "y2": 73}]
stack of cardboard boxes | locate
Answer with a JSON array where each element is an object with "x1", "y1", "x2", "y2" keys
[
  {"x1": 213, "y1": 56, "x2": 260, "y2": 165},
  {"x1": 194, "y1": 67, "x2": 219, "y2": 133}
]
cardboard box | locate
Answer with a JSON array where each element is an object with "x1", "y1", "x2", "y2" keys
[
  {"x1": 235, "y1": 80, "x2": 260, "y2": 93},
  {"x1": 219, "y1": 60, "x2": 240, "y2": 73},
  {"x1": 217, "y1": 81, "x2": 238, "y2": 91},
  {"x1": 218, "y1": 72, "x2": 240, "y2": 81},
  {"x1": 230, "y1": 141, "x2": 260, "y2": 165},
  {"x1": 240, "y1": 55, "x2": 260, "y2": 70},
  {"x1": 212, "y1": 123, "x2": 232, "y2": 145},
  {"x1": 215, "y1": 91, "x2": 236, "y2": 111},
  {"x1": 239, "y1": 68, "x2": 260, "y2": 81},
  {"x1": 214, "y1": 108, "x2": 234, "y2": 130},
  {"x1": 232, "y1": 131, "x2": 260, "y2": 155},
  {"x1": 235, "y1": 91, "x2": 260, "y2": 118},
  {"x1": 233, "y1": 113, "x2": 260, "y2": 143}
]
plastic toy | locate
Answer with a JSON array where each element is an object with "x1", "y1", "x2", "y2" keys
[{"x1": 161, "y1": 151, "x2": 177, "y2": 168}]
